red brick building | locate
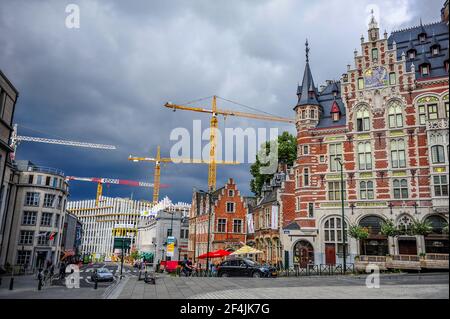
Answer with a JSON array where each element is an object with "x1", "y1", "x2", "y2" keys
[
  {"x1": 279, "y1": 6, "x2": 449, "y2": 270},
  {"x1": 249, "y1": 167, "x2": 295, "y2": 266},
  {"x1": 188, "y1": 179, "x2": 254, "y2": 265}
]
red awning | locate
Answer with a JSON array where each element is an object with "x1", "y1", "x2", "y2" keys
[{"x1": 198, "y1": 249, "x2": 231, "y2": 259}]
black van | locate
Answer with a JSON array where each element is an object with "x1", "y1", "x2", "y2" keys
[{"x1": 217, "y1": 258, "x2": 277, "y2": 278}]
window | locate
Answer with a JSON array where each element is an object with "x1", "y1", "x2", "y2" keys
[
  {"x1": 328, "y1": 181, "x2": 345, "y2": 201},
  {"x1": 320, "y1": 155, "x2": 325, "y2": 163},
  {"x1": 356, "y1": 107, "x2": 370, "y2": 131},
  {"x1": 372, "y1": 48, "x2": 378, "y2": 61},
  {"x1": 233, "y1": 220, "x2": 243, "y2": 233},
  {"x1": 308, "y1": 203, "x2": 314, "y2": 218},
  {"x1": 431, "y1": 145, "x2": 446, "y2": 163},
  {"x1": 310, "y1": 109, "x2": 315, "y2": 119},
  {"x1": 388, "y1": 101, "x2": 403, "y2": 128},
  {"x1": 303, "y1": 168, "x2": 310, "y2": 186},
  {"x1": 28, "y1": 175, "x2": 34, "y2": 184},
  {"x1": 393, "y1": 179, "x2": 408, "y2": 199},
  {"x1": 37, "y1": 232, "x2": 49, "y2": 246},
  {"x1": 228, "y1": 190, "x2": 234, "y2": 197},
  {"x1": 54, "y1": 214, "x2": 60, "y2": 228},
  {"x1": 43, "y1": 194, "x2": 55, "y2": 208},
  {"x1": 41, "y1": 212, "x2": 53, "y2": 227},
  {"x1": 421, "y1": 65, "x2": 429, "y2": 76},
  {"x1": 391, "y1": 139, "x2": 406, "y2": 168},
  {"x1": 324, "y1": 216, "x2": 348, "y2": 255},
  {"x1": 167, "y1": 228, "x2": 172, "y2": 237},
  {"x1": 358, "y1": 142, "x2": 372, "y2": 170},
  {"x1": 265, "y1": 208, "x2": 271, "y2": 228},
  {"x1": 296, "y1": 197, "x2": 301, "y2": 211},
  {"x1": 359, "y1": 181, "x2": 374, "y2": 199},
  {"x1": 358, "y1": 78, "x2": 364, "y2": 90},
  {"x1": 184, "y1": 229, "x2": 189, "y2": 239},
  {"x1": 329, "y1": 143, "x2": 342, "y2": 172},
  {"x1": 303, "y1": 145, "x2": 309, "y2": 155},
  {"x1": 445, "y1": 102, "x2": 449, "y2": 118},
  {"x1": 52, "y1": 178, "x2": 58, "y2": 188},
  {"x1": 433, "y1": 175, "x2": 448, "y2": 197},
  {"x1": 226, "y1": 202, "x2": 235, "y2": 213},
  {"x1": 217, "y1": 219, "x2": 226, "y2": 232},
  {"x1": 19, "y1": 230, "x2": 34, "y2": 245},
  {"x1": 409, "y1": 51, "x2": 416, "y2": 59},
  {"x1": 389, "y1": 72, "x2": 396, "y2": 85},
  {"x1": 419, "y1": 34, "x2": 426, "y2": 42},
  {"x1": 45, "y1": 176, "x2": 51, "y2": 186},
  {"x1": 36, "y1": 175, "x2": 42, "y2": 185},
  {"x1": 427, "y1": 104, "x2": 438, "y2": 120},
  {"x1": 17, "y1": 250, "x2": 31, "y2": 266},
  {"x1": 22, "y1": 211, "x2": 37, "y2": 225},
  {"x1": 57, "y1": 196, "x2": 63, "y2": 209},
  {"x1": 432, "y1": 47, "x2": 439, "y2": 56},
  {"x1": 25, "y1": 192, "x2": 40, "y2": 206},
  {"x1": 418, "y1": 105, "x2": 427, "y2": 125},
  {"x1": 332, "y1": 112, "x2": 340, "y2": 122}
]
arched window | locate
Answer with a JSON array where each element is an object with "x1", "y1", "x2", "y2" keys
[
  {"x1": 391, "y1": 139, "x2": 406, "y2": 168},
  {"x1": 393, "y1": 178, "x2": 408, "y2": 199},
  {"x1": 397, "y1": 214, "x2": 414, "y2": 235},
  {"x1": 356, "y1": 107, "x2": 370, "y2": 131},
  {"x1": 372, "y1": 48, "x2": 378, "y2": 61},
  {"x1": 359, "y1": 215, "x2": 385, "y2": 236},
  {"x1": 358, "y1": 142, "x2": 372, "y2": 170},
  {"x1": 425, "y1": 215, "x2": 448, "y2": 234},
  {"x1": 323, "y1": 216, "x2": 348, "y2": 260},
  {"x1": 431, "y1": 145, "x2": 445, "y2": 163},
  {"x1": 388, "y1": 101, "x2": 403, "y2": 128},
  {"x1": 359, "y1": 180, "x2": 374, "y2": 199}
]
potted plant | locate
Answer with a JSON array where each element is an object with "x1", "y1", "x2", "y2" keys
[
  {"x1": 442, "y1": 223, "x2": 449, "y2": 235},
  {"x1": 411, "y1": 219, "x2": 432, "y2": 236},
  {"x1": 348, "y1": 224, "x2": 369, "y2": 240},
  {"x1": 381, "y1": 219, "x2": 398, "y2": 237}
]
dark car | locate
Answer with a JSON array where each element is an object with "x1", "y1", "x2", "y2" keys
[
  {"x1": 91, "y1": 268, "x2": 114, "y2": 282},
  {"x1": 217, "y1": 258, "x2": 277, "y2": 278}
]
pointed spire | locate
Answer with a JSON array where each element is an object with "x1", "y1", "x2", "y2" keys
[
  {"x1": 305, "y1": 39, "x2": 310, "y2": 63},
  {"x1": 296, "y1": 39, "x2": 320, "y2": 107},
  {"x1": 418, "y1": 18, "x2": 427, "y2": 39},
  {"x1": 430, "y1": 30, "x2": 440, "y2": 49},
  {"x1": 369, "y1": 8, "x2": 378, "y2": 29},
  {"x1": 418, "y1": 45, "x2": 430, "y2": 66}
]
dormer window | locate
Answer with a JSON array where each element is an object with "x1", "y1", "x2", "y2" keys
[
  {"x1": 418, "y1": 34, "x2": 426, "y2": 42},
  {"x1": 408, "y1": 50, "x2": 416, "y2": 59},
  {"x1": 310, "y1": 109, "x2": 316, "y2": 119},
  {"x1": 420, "y1": 64, "x2": 430, "y2": 76},
  {"x1": 332, "y1": 112, "x2": 340, "y2": 122},
  {"x1": 431, "y1": 45, "x2": 440, "y2": 56}
]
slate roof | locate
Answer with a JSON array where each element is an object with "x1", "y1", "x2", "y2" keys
[
  {"x1": 296, "y1": 62, "x2": 320, "y2": 106},
  {"x1": 283, "y1": 221, "x2": 301, "y2": 230},
  {"x1": 316, "y1": 81, "x2": 346, "y2": 128},
  {"x1": 388, "y1": 20, "x2": 449, "y2": 79}
]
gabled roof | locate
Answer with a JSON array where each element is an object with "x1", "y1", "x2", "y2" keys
[
  {"x1": 296, "y1": 40, "x2": 320, "y2": 107},
  {"x1": 389, "y1": 20, "x2": 449, "y2": 79},
  {"x1": 330, "y1": 100, "x2": 341, "y2": 114}
]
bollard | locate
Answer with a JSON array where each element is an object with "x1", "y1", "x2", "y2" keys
[
  {"x1": 38, "y1": 278, "x2": 42, "y2": 291},
  {"x1": 0, "y1": 277, "x2": 2, "y2": 286},
  {"x1": 9, "y1": 277, "x2": 14, "y2": 290},
  {"x1": 94, "y1": 278, "x2": 98, "y2": 290}
]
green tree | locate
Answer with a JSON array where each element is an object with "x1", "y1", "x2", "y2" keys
[
  {"x1": 250, "y1": 131, "x2": 297, "y2": 196},
  {"x1": 348, "y1": 224, "x2": 369, "y2": 240}
]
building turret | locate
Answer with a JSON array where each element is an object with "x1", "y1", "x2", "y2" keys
[
  {"x1": 294, "y1": 40, "x2": 322, "y2": 129},
  {"x1": 368, "y1": 9, "x2": 380, "y2": 42}
]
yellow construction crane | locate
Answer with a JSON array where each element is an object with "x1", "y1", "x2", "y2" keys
[
  {"x1": 164, "y1": 95, "x2": 294, "y2": 191},
  {"x1": 129, "y1": 145, "x2": 237, "y2": 203}
]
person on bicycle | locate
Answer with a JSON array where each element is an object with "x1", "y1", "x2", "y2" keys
[{"x1": 182, "y1": 258, "x2": 193, "y2": 276}]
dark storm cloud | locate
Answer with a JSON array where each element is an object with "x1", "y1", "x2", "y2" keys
[{"x1": 0, "y1": 0, "x2": 444, "y2": 202}]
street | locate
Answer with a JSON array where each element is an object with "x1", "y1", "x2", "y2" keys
[
  {"x1": 115, "y1": 272, "x2": 449, "y2": 299},
  {"x1": 0, "y1": 262, "x2": 139, "y2": 299}
]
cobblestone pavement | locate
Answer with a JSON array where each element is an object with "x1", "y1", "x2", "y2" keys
[{"x1": 116, "y1": 272, "x2": 449, "y2": 299}]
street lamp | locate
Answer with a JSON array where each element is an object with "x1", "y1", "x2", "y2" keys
[{"x1": 335, "y1": 157, "x2": 347, "y2": 273}]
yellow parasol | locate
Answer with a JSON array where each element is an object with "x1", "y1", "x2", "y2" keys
[{"x1": 230, "y1": 245, "x2": 263, "y2": 255}]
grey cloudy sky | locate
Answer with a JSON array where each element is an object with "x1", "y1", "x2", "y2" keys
[{"x1": 0, "y1": 0, "x2": 444, "y2": 202}]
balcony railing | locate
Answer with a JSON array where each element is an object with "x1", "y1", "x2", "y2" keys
[
  {"x1": 427, "y1": 118, "x2": 449, "y2": 130},
  {"x1": 392, "y1": 255, "x2": 420, "y2": 262},
  {"x1": 359, "y1": 255, "x2": 387, "y2": 262},
  {"x1": 425, "y1": 253, "x2": 449, "y2": 261}
]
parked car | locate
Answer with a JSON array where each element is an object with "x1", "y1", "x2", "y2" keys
[
  {"x1": 217, "y1": 258, "x2": 277, "y2": 278},
  {"x1": 91, "y1": 268, "x2": 114, "y2": 282}
]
